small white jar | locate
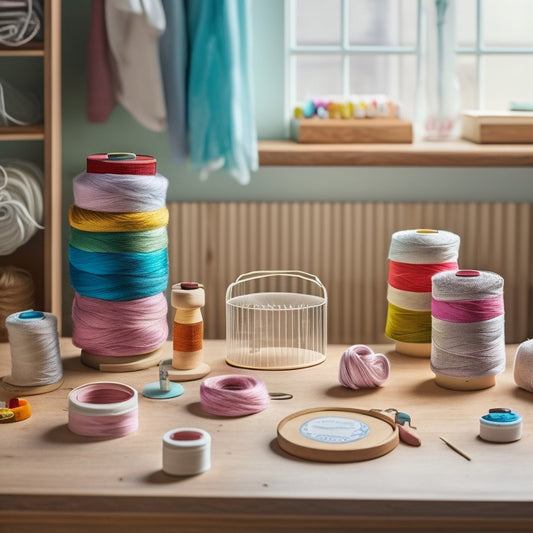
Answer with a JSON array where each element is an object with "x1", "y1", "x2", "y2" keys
[{"x1": 162, "y1": 427, "x2": 211, "y2": 476}]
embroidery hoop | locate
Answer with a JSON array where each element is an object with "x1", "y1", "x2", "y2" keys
[{"x1": 277, "y1": 407, "x2": 399, "y2": 463}]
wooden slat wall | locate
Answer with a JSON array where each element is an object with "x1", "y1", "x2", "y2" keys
[{"x1": 167, "y1": 202, "x2": 532, "y2": 345}]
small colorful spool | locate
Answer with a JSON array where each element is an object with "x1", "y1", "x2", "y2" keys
[
  {"x1": 479, "y1": 409, "x2": 522, "y2": 443},
  {"x1": 167, "y1": 282, "x2": 210, "y2": 381},
  {"x1": 162, "y1": 427, "x2": 211, "y2": 476}
]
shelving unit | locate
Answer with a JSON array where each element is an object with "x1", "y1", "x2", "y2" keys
[{"x1": 0, "y1": 0, "x2": 62, "y2": 332}]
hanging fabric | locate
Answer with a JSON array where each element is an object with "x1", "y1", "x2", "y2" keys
[
  {"x1": 185, "y1": 0, "x2": 258, "y2": 185},
  {"x1": 86, "y1": 0, "x2": 115, "y2": 123},
  {"x1": 105, "y1": 0, "x2": 167, "y2": 132},
  {"x1": 159, "y1": 0, "x2": 188, "y2": 165}
]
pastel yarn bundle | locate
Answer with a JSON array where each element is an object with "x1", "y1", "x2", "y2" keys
[
  {"x1": 513, "y1": 339, "x2": 533, "y2": 392},
  {"x1": 0, "y1": 160, "x2": 44, "y2": 255},
  {"x1": 0, "y1": 266, "x2": 34, "y2": 342},
  {"x1": 385, "y1": 229, "x2": 460, "y2": 354},
  {"x1": 69, "y1": 153, "x2": 169, "y2": 358},
  {"x1": 199, "y1": 374, "x2": 270, "y2": 416},
  {"x1": 430, "y1": 270, "x2": 506, "y2": 388},
  {"x1": 338, "y1": 345, "x2": 390, "y2": 389}
]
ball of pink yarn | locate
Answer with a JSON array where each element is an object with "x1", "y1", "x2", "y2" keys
[
  {"x1": 200, "y1": 374, "x2": 270, "y2": 416},
  {"x1": 338, "y1": 345, "x2": 390, "y2": 389}
]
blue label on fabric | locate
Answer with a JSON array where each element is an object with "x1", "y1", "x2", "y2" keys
[{"x1": 300, "y1": 416, "x2": 370, "y2": 443}]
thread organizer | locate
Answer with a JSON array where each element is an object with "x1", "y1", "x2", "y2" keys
[{"x1": 225, "y1": 270, "x2": 327, "y2": 370}]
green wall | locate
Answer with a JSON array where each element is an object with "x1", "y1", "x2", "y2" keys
[{"x1": 59, "y1": 0, "x2": 532, "y2": 331}]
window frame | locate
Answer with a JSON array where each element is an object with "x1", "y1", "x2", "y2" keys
[{"x1": 284, "y1": 0, "x2": 533, "y2": 126}]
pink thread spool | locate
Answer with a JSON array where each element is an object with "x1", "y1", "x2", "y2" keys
[
  {"x1": 199, "y1": 374, "x2": 270, "y2": 416},
  {"x1": 68, "y1": 381, "x2": 138, "y2": 437}
]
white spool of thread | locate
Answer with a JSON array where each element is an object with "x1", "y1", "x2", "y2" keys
[
  {"x1": 162, "y1": 427, "x2": 211, "y2": 476},
  {"x1": 3, "y1": 310, "x2": 63, "y2": 392},
  {"x1": 431, "y1": 270, "x2": 505, "y2": 390}
]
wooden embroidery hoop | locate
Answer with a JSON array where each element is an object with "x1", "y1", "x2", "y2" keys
[{"x1": 277, "y1": 407, "x2": 399, "y2": 463}]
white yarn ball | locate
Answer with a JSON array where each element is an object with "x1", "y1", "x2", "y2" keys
[{"x1": 514, "y1": 340, "x2": 533, "y2": 392}]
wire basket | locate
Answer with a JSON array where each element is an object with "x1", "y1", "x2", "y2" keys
[{"x1": 225, "y1": 271, "x2": 327, "y2": 370}]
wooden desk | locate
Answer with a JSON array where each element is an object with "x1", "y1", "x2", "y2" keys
[{"x1": 1, "y1": 340, "x2": 533, "y2": 532}]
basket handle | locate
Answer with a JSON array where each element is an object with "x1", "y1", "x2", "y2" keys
[{"x1": 227, "y1": 270, "x2": 327, "y2": 300}]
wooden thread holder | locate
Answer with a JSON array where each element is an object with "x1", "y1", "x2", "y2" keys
[{"x1": 167, "y1": 282, "x2": 210, "y2": 382}]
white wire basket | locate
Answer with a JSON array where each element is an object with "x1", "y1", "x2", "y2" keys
[{"x1": 225, "y1": 271, "x2": 327, "y2": 370}]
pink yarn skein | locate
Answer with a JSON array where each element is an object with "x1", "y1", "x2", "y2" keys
[
  {"x1": 200, "y1": 374, "x2": 270, "y2": 416},
  {"x1": 338, "y1": 344, "x2": 391, "y2": 389}
]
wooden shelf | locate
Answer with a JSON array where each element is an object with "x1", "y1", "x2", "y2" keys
[
  {"x1": 0, "y1": 41, "x2": 44, "y2": 56},
  {"x1": 258, "y1": 139, "x2": 533, "y2": 167},
  {"x1": 0, "y1": 125, "x2": 44, "y2": 140},
  {"x1": 0, "y1": 0, "x2": 62, "y2": 330}
]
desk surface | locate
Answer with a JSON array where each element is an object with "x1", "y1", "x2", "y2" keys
[{"x1": 1, "y1": 340, "x2": 533, "y2": 532}]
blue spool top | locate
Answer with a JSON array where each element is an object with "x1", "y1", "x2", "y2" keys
[{"x1": 19, "y1": 310, "x2": 45, "y2": 320}]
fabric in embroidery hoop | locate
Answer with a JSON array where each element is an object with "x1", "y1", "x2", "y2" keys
[{"x1": 277, "y1": 407, "x2": 399, "y2": 463}]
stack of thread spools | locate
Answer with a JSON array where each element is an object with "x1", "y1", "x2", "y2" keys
[
  {"x1": 69, "y1": 152, "x2": 169, "y2": 370},
  {"x1": 385, "y1": 229, "x2": 460, "y2": 357}
]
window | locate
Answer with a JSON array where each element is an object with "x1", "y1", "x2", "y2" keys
[{"x1": 286, "y1": 0, "x2": 533, "y2": 123}]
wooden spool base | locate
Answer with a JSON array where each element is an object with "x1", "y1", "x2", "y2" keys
[
  {"x1": 435, "y1": 373, "x2": 496, "y2": 391},
  {"x1": 0, "y1": 376, "x2": 64, "y2": 396},
  {"x1": 80, "y1": 347, "x2": 164, "y2": 372},
  {"x1": 167, "y1": 362, "x2": 211, "y2": 382},
  {"x1": 395, "y1": 341, "x2": 431, "y2": 358}
]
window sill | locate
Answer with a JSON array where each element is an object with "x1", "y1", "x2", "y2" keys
[{"x1": 258, "y1": 139, "x2": 533, "y2": 167}]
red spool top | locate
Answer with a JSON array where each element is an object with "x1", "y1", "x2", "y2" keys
[{"x1": 86, "y1": 153, "x2": 157, "y2": 175}]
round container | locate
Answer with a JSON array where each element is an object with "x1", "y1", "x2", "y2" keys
[
  {"x1": 479, "y1": 410, "x2": 522, "y2": 443},
  {"x1": 68, "y1": 381, "x2": 138, "y2": 437},
  {"x1": 162, "y1": 427, "x2": 211, "y2": 476}
]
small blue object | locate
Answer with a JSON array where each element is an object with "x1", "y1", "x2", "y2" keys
[
  {"x1": 479, "y1": 408, "x2": 522, "y2": 443},
  {"x1": 142, "y1": 381, "x2": 185, "y2": 400},
  {"x1": 482, "y1": 411, "x2": 521, "y2": 424},
  {"x1": 19, "y1": 311, "x2": 45, "y2": 320},
  {"x1": 302, "y1": 100, "x2": 316, "y2": 118}
]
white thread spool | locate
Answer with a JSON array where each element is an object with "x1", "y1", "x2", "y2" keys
[
  {"x1": 162, "y1": 428, "x2": 211, "y2": 476},
  {"x1": 479, "y1": 410, "x2": 522, "y2": 443},
  {"x1": 2, "y1": 310, "x2": 63, "y2": 394},
  {"x1": 386, "y1": 228, "x2": 460, "y2": 357},
  {"x1": 431, "y1": 270, "x2": 505, "y2": 391},
  {"x1": 513, "y1": 340, "x2": 533, "y2": 392}
]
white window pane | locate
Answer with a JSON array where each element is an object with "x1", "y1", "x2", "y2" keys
[
  {"x1": 295, "y1": 0, "x2": 341, "y2": 46},
  {"x1": 457, "y1": 55, "x2": 478, "y2": 110},
  {"x1": 456, "y1": 0, "x2": 477, "y2": 48},
  {"x1": 349, "y1": 0, "x2": 418, "y2": 46},
  {"x1": 483, "y1": 56, "x2": 533, "y2": 109},
  {"x1": 295, "y1": 55, "x2": 343, "y2": 102},
  {"x1": 483, "y1": 0, "x2": 533, "y2": 47},
  {"x1": 349, "y1": 54, "x2": 416, "y2": 118}
]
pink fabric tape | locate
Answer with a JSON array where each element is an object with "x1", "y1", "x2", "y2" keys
[
  {"x1": 431, "y1": 295, "x2": 504, "y2": 323},
  {"x1": 68, "y1": 381, "x2": 138, "y2": 437}
]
